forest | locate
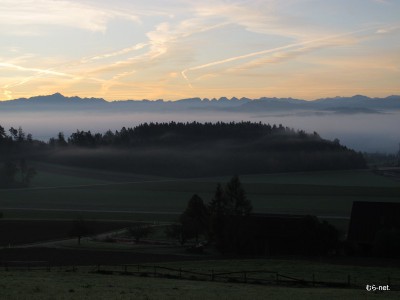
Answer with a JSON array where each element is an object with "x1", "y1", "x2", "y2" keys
[{"x1": 0, "y1": 122, "x2": 366, "y2": 181}]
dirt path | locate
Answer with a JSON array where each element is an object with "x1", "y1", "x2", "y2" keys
[{"x1": 14, "y1": 227, "x2": 130, "y2": 249}]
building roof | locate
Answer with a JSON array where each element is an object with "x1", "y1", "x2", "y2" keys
[{"x1": 348, "y1": 201, "x2": 400, "y2": 244}]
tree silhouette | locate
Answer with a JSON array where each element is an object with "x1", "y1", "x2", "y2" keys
[
  {"x1": 9, "y1": 127, "x2": 18, "y2": 141},
  {"x1": 208, "y1": 183, "x2": 226, "y2": 245},
  {"x1": 70, "y1": 217, "x2": 90, "y2": 245},
  {"x1": 128, "y1": 223, "x2": 153, "y2": 243},
  {"x1": 57, "y1": 132, "x2": 68, "y2": 147},
  {"x1": 0, "y1": 125, "x2": 6, "y2": 139},
  {"x1": 0, "y1": 122, "x2": 367, "y2": 178},
  {"x1": 165, "y1": 223, "x2": 187, "y2": 245},
  {"x1": 18, "y1": 159, "x2": 37, "y2": 186},
  {"x1": 17, "y1": 127, "x2": 25, "y2": 143},
  {"x1": 397, "y1": 143, "x2": 400, "y2": 167},
  {"x1": 1, "y1": 161, "x2": 17, "y2": 187},
  {"x1": 180, "y1": 194, "x2": 208, "y2": 243},
  {"x1": 207, "y1": 176, "x2": 253, "y2": 253},
  {"x1": 225, "y1": 175, "x2": 252, "y2": 216}
]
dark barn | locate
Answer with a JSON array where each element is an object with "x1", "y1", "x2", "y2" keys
[
  {"x1": 347, "y1": 201, "x2": 400, "y2": 256},
  {"x1": 234, "y1": 214, "x2": 337, "y2": 256}
]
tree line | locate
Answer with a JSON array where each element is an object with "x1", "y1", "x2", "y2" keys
[
  {"x1": 51, "y1": 121, "x2": 309, "y2": 148},
  {"x1": 0, "y1": 125, "x2": 39, "y2": 188},
  {"x1": 46, "y1": 122, "x2": 366, "y2": 177},
  {"x1": 166, "y1": 176, "x2": 339, "y2": 255},
  {"x1": 0, "y1": 122, "x2": 367, "y2": 179}
]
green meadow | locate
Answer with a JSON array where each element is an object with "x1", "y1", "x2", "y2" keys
[
  {"x1": 1, "y1": 164, "x2": 400, "y2": 299},
  {"x1": 1, "y1": 163, "x2": 399, "y2": 229},
  {"x1": 1, "y1": 258, "x2": 399, "y2": 300}
]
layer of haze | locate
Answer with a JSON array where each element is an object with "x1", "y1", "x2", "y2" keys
[
  {"x1": 1, "y1": 0, "x2": 400, "y2": 100},
  {"x1": 0, "y1": 110, "x2": 399, "y2": 153}
]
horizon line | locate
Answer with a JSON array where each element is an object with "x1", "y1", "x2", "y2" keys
[{"x1": 1, "y1": 92, "x2": 399, "y2": 103}]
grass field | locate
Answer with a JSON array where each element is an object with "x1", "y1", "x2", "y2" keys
[
  {"x1": 151, "y1": 258, "x2": 400, "y2": 287},
  {"x1": 1, "y1": 163, "x2": 399, "y2": 230},
  {"x1": 1, "y1": 261, "x2": 399, "y2": 300},
  {"x1": 1, "y1": 164, "x2": 400, "y2": 299},
  {"x1": 30, "y1": 162, "x2": 168, "y2": 187},
  {"x1": 0, "y1": 219, "x2": 146, "y2": 247}
]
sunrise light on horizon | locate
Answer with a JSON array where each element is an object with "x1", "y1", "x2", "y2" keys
[{"x1": 0, "y1": 0, "x2": 399, "y2": 101}]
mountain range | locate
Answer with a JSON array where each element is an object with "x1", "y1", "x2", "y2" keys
[{"x1": 1, "y1": 93, "x2": 400, "y2": 113}]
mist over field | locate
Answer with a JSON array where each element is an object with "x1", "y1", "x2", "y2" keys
[{"x1": 1, "y1": 110, "x2": 399, "y2": 153}]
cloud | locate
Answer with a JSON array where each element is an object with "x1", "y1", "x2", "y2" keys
[
  {"x1": 1, "y1": 14, "x2": 214, "y2": 95},
  {"x1": 224, "y1": 45, "x2": 323, "y2": 74},
  {"x1": 0, "y1": 0, "x2": 140, "y2": 34},
  {"x1": 0, "y1": 62, "x2": 74, "y2": 77},
  {"x1": 0, "y1": 61, "x2": 79, "y2": 99},
  {"x1": 181, "y1": 26, "x2": 366, "y2": 83},
  {"x1": 2, "y1": 89, "x2": 12, "y2": 100},
  {"x1": 376, "y1": 24, "x2": 400, "y2": 34},
  {"x1": 2, "y1": 0, "x2": 398, "y2": 101},
  {"x1": 190, "y1": 0, "x2": 331, "y2": 40},
  {"x1": 373, "y1": 0, "x2": 390, "y2": 4},
  {"x1": 81, "y1": 43, "x2": 149, "y2": 63},
  {"x1": 82, "y1": 18, "x2": 228, "y2": 92}
]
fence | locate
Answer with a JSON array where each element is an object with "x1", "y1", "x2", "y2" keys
[
  {"x1": 88, "y1": 264, "x2": 400, "y2": 290},
  {"x1": 2, "y1": 261, "x2": 51, "y2": 272},
  {"x1": 1, "y1": 261, "x2": 399, "y2": 290},
  {"x1": 1, "y1": 261, "x2": 77, "y2": 272}
]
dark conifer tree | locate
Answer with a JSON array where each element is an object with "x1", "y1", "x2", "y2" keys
[
  {"x1": 225, "y1": 175, "x2": 252, "y2": 216},
  {"x1": 180, "y1": 194, "x2": 208, "y2": 243},
  {"x1": 208, "y1": 183, "x2": 226, "y2": 244}
]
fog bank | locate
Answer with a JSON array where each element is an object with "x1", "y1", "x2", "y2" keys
[{"x1": 1, "y1": 110, "x2": 399, "y2": 153}]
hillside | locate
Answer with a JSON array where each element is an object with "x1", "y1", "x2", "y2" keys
[
  {"x1": 31, "y1": 122, "x2": 367, "y2": 177},
  {"x1": 0, "y1": 122, "x2": 366, "y2": 178}
]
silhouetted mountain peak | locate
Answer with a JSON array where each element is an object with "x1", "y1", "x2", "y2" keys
[
  {"x1": 351, "y1": 95, "x2": 370, "y2": 101},
  {"x1": 385, "y1": 95, "x2": 400, "y2": 100},
  {"x1": 1, "y1": 93, "x2": 399, "y2": 112}
]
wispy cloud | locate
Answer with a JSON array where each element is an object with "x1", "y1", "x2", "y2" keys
[
  {"x1": 0, "y1": 62, "x2": 73, "y2": 77},
  {"x1": 0, "y1": 0, "x2": 140, "y2": 34},
  {"x1": 0, "y1": 61, "x2": 77, "y2": 99},
  {"x1": 1, "y1": 0, "x2": 399, "y2": 100},
  {"x1": 181, "y1": 26, "x2": 371, "y2": 86},
  {"x1": 376, "y1": 24, "x2": 400, "y2": 34},
  {"x1": 191, "y1": 0, "x2": 330, "y2": 40},
  {"x1": 82, "y1": 18, "x2": 229, "y2": 93},
  {"x1": 373, "y1": 0, "x2": 390, "y2": 4}
]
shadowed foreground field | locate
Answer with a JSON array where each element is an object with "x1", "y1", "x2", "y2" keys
[
  {"x1": 0, "y1": 268, "x2": 398, "y2": 300},
  {"x1": 0, "y1": 220, "x2": 143, "y2": 247},
  {"x1": 1, "y1": 164, "x2": 400, "y2": 299},
  {"x1": 1, "y1": 164, "x2": 399, "y2": 228}
]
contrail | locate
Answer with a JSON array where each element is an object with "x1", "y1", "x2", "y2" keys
[
  {"x1": 81, "y1": 42, "x2": 149, "y2": 63},
  {"x1": 180, "y1": 25, "x2": 383, "y2": 87},
  {"x1": 0, "y1": 62, "x2": 73, "y2": 77},
  {"x1": 0, "y1": 63, "x2": 76, "y2": 100},
  {"x1": 181, "y1": 70, "x2": 193, "y2": 89},
  {"x1": 0, "y1": 60, "x2": 106, "y2": 97}
]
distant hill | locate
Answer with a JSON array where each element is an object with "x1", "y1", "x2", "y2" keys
[
  {"x1": 40, "y1": 122, "x2": 366, "y2": 177},
  {"x1": 0, "y1": 121, "x2": 367, "y2": 178},
  {"x1": 1, "y1": 93, "x2": 399, "y2": 113}
]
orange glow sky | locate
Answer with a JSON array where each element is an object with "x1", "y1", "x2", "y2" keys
[{"x1": 0, "y1": 0, "x2": 399, "y2": 101}]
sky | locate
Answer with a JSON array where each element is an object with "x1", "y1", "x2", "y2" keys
[{"x1": 0, "y1": 0, "x2": 399, "y2": 101}]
